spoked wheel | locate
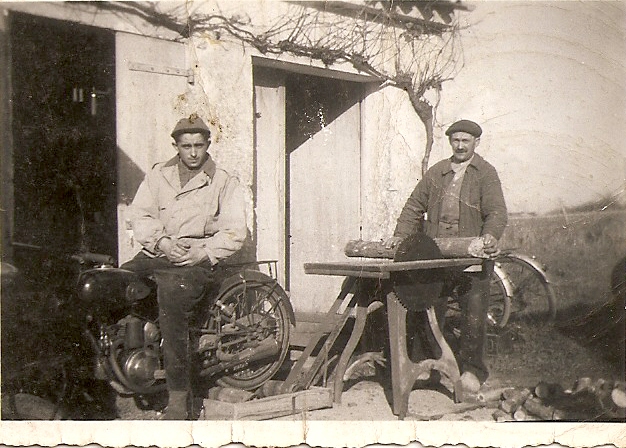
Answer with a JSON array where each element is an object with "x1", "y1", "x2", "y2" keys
[
  {"x1": 494, "y1": 254, "x2": 557, "y2": 326},
  {"x1": 213, "y1": 277, "x2": 291, "y2": 390},
  {"x1": 446, "y1": 271, "x2": 511, "y2": 337},
  {"x1": 489, "y1": 265, "x2": 513, "y2": 328}
]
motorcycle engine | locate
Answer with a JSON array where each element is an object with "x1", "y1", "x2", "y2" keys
[{"x1": 110, "y1": 316, "x2": 164, "y2": 391}]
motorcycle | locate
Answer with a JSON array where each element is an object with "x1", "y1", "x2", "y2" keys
[{"x1": 1, "y1": 249, "x2": 294, "y2": 419}]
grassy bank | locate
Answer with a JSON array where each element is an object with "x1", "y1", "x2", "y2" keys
[{"x1": 500, "y1": 209, "x2": 626, "y2": 316}]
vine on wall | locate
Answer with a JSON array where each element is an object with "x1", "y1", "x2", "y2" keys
[{"x1": 86, "y1": 1, "x2": 467, "y2": 174}]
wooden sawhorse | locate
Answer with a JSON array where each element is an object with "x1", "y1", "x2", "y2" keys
[{"x1": 285, "y1": 257, "x2": 482, "y2": 419}]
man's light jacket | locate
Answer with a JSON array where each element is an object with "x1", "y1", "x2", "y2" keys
[{"x1": 128, "y1": 155, "x2": 247, "y2": 264}]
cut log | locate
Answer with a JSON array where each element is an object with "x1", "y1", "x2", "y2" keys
[
  {"x1": 344, "y1": 237, "x2": 489, "y2": 259},
  {"x1": 593, "y1": 379, "x2": 614, "y2": 410},
  {"x1": 501, "y1": 388, "x2": 521, "y2": 401},
  {"x1": 207, "y1": 386, "x2": 255, "y2": 403},
  {"x1": 534, "y1": 381, "x2": 565, "y2": 400},
  {"x1": 492, "y1": 409, "x2": 513, "y2": 422},
  {"x1": 477, "y1": 387, "x2": 514, "y2": 403},
  {"x1": 344, "y1": 240, "x2": 396, "y2": 259},
  {"x1": 435, "y1": 237, "x2": 488, "y2": 258},
  {"x1": 612, "y1": 382, "x2": 626, "y2": 408},
  {"x1": 523, "y1": 396, "x2": 565, "y2": 420},
  {"x1": 500, "y1": 388, "x2": 531, "y2": 414},
  {"x1": 513, "y1": 407, "x2": 529, "y2": 421}
]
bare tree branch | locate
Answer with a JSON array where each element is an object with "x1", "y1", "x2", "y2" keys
[{"x1": 82, "y1": 1, "x2": 465, "y2": 173}]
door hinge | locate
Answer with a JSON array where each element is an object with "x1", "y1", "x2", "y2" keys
[{"x1": 128, "y1": 62, "x2": 194, "y2": 85}]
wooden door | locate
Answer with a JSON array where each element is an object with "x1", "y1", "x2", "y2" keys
[
  {"x1": 115, "y1": 32, "x2": 189, "y2": 264},
  {"x1": 253, "y1": 67, "x2": 288, "y2": 286}
]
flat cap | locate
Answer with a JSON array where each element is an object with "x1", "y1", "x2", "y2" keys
[
  {"x1": 171, "y1": 114, "x2": 211, "y2": 139},
  {"x1": 445, "y1": 119, "x2": 482, "y2": 138}
]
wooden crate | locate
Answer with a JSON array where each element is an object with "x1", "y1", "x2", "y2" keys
[{"x1": 202, "y1": 387, "x2": 333, "y2": 420}]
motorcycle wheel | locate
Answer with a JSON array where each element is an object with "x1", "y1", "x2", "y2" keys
[
  {"x1": 1, "y1": 393, "x2": 64, "y2": 420},
  {"x1": 212, "y1": 279, "x2": 291, "y2": 390}
]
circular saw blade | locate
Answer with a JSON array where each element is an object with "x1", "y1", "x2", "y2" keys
[{"x1": 392, "y1": 233, "x2": 445, "y2": 311}]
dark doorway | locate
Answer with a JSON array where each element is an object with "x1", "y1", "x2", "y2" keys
[
  {"x1": 9, "y1": 12, "x2": 117, "y2": 271},
  {"x1": 282, "y1": 72, "x2": 363, "y2": 311},
  {"x1": 285, "y1": 73, "x2": 363, "y2": 152}
]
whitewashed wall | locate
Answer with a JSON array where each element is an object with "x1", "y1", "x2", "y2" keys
[
  {"x1": 182, "y1": 1, "x2": 432, "y2": 242},
  {"x1": 360, "y1": 85, "x2": 427, "y2": 241},
  {"x1": 9, "y1": 1, "x2": 620, "y2": 253}
]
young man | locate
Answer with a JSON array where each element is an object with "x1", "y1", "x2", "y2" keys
[
  {"x1": 386, "y1": 119, "x2": 508, "y2": 393},
  {"x1": 122, "y1": 115, "x2": 247, "y2": 419}
]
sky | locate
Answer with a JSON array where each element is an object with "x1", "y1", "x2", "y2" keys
[{"x1": 434, "y1": 1, "x2": 626, "y2": 214}]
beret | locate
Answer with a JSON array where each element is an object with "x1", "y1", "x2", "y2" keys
[
  {"x1": 171, "y1": 115, "x2": 211, "y2": 139},
  {"x1": 445, "y1": 119, "x2": 482, "y2": 138}
]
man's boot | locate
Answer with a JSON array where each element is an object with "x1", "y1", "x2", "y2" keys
[{"x1": 161, "y1": 390, "x2": 189, "y2": 420}]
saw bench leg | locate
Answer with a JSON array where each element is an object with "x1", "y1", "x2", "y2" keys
[
  {"x1": 386, "y1": 292, "x2": 462, "y2": 419},
  {"x1": 282, "y1": 277, "x2": 360, "y2": 394},
  {"x1": 333, "y1": 283, "x2": 369, "y2": 403}
]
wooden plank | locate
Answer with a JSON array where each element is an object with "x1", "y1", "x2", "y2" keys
[
  {"x1": 303, "y1": 266, "x2": 389, "y2": 279},
  {"x1": 282, "y1": 282, "x2": 358, "y2": 392},
  {"x1": 304, "y1": 258, "x2": 482, "y2": 277},
  {"x1": 378, "y1": 258, "x2": 481, "y2": 272},
  {"x1": 202, "y1": 387, "x2": 333, "y2": 420},
  {"x1": 291, "y1": 322, "x2": 340, "y2": 347},
  {"x1": 304, "y1": 260, "x2": 390, "y2": 274}
]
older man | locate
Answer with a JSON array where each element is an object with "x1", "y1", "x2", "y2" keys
[
  {"x1": 122, "y1": 115, "x2": 247, "y2": 419},
  {"x1": 386, "y1": 119, "x2": 508, "y2": 393}
]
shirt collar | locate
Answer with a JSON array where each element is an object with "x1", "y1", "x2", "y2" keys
[
  {"x1": 443, "y1": 154, "x2": 480, "y2": 175},
  {"x1": 164, "y1": 154, "x2": 216, "y2": 178},
  {"x1": 451, "y1": 155, "x2": 474, "y2": 173}
]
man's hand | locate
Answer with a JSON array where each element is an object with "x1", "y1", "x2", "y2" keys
[
  {"x1": 158, "y1": 237, "x2": 210, "y2": 266},
  {"x1": 481, "y1": 233, "x2": 499, "y2": 255},
  {"x1": 171, "y1": 245, "x2": 210, "y2": 267},
  {"x1": 384, "y1": 236, "x2": 403, "y2": 250},
  {"x1": 158, "y1": 237, "x2": 186, "y2": 259}
]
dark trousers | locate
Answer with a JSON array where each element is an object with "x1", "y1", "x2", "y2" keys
[
  {"x1": 408, "y1": 264, "x2": 492, "y2": 383},
  {"x1": 120, "y1": 252, "x2": 224, "y2": 391}
]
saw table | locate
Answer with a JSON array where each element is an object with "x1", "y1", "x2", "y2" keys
[{"x1": 282, "y1": 256, "x2": 484, "y2": 419}]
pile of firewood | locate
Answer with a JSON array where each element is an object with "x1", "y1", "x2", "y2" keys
[{"x1": 492, "y1": 378, "x2": 626, "y2": 421}]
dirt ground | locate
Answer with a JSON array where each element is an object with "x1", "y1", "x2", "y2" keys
[
  {"x1": 280, "y1": 325, "x2": 622, "y2": 422},
  {"x1": 116, "y1": 317, "x2": 623, "y2": 422}
]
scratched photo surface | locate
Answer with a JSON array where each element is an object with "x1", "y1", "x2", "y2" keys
[{"x1": 1, "y1": 1, "x2": 624, "y2": 447}]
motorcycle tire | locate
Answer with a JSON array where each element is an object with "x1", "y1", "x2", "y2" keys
[
  {"x1": 1, "y1": 393, "x2": 65, "y2": 420},
  {"x1": 213, "y1": 279, "x2": 291, "y2": 390}
]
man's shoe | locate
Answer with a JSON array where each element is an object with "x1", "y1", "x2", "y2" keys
[
  {"x1": 460, "y1": 371, "x2": 481, "y2": 394},
  {"x1": 160, "y1": 391, "x2": 189, "y2": 420}
]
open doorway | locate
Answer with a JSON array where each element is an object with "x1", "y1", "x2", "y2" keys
[
  {"x1": 285, "y1": 73, "x2": 363, "y2": 309},
  {"x1": 9, "y1": 12, "x2": 117, "y2": 274},
  {"x1": 254, "y1": 66, "x2": 364, "y2": 314}
]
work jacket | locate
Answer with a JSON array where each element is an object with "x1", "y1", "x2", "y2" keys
[
  {"x1": 128, "y1": 155, "x2": 247, "y2": 264},
  {"x1": 394, "y1": 153, "x2": 508, "y2": 240}
]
